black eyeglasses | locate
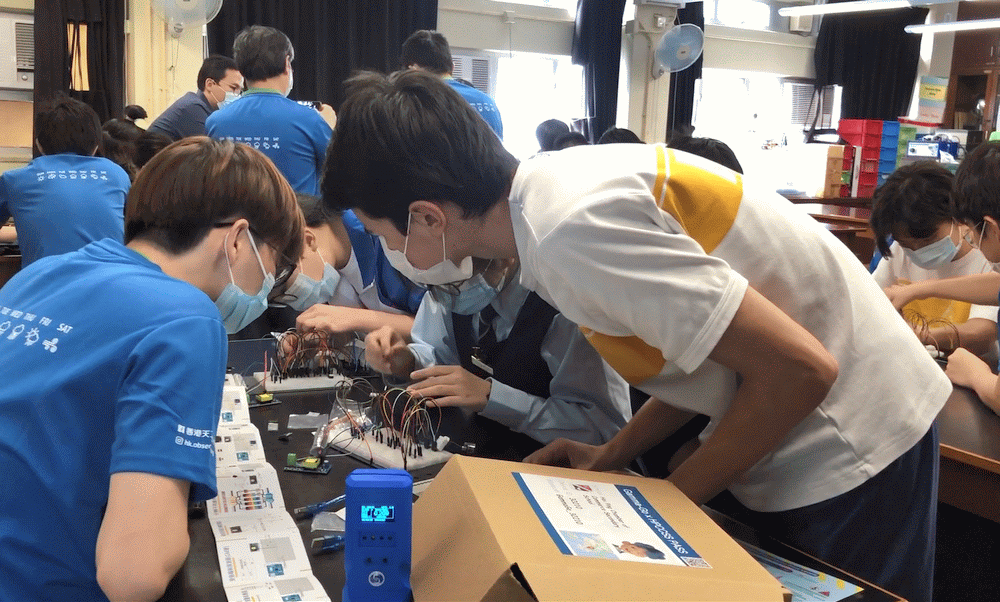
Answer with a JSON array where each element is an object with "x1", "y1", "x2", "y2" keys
[{"x1": 214, "y1": 222, "x2": 296, "y2": 290}]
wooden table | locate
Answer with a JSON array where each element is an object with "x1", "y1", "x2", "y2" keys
[{"x1": 936, "y1": 386, "x2": 1000, "y2": 523}]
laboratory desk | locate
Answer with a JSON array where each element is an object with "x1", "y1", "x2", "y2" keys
[
  {"x1": 160, "y1": 384, "x2": 909, "y2": 602},
  {"x1": 936, "y1": 386, "x2": 1000, "y2": 523}
]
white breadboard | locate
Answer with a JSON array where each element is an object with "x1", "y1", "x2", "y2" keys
[
  {"x1": 251, "y1": 371, "x2": 349, "y2": 393},
  {"x1": 326, "y1": 426, "x2": 452, "y2": 471}
]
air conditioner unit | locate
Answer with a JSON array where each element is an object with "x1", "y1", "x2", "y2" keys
[
  {"x1": 789, "y1": 14, "x2": 813, "y2": 34},
  {"x1": 452, "y1": 53, "x2": 497, "y2": 97},
  {"x1": 0, "y1": 13, "x2": 34, "y2": 90}
]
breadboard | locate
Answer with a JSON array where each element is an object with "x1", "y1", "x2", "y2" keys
[
  {"x1": 251, "y1": 371, "x2": 348, "y2": 393},
  {"x1": 327, "y1": 426, "x2": 452, "y2": 471}
]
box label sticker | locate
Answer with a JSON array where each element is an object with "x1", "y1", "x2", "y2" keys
[{"x1": 512, "y1": 472, "x2": 710, "y2": 568}]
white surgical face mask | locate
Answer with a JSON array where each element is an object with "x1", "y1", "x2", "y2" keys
[
  {"x1": 218, "y1": 91, "x2": 240, "y2": 109},
  {"x1": 904, "y1": 223, "x2": 959, "y2": 270},
  {"x1": 283, "y1": 250, "x2": 341, "y2": 311},
  {"x1": 214, "y1": 230, "x2": 275, "y2": 334},
  {"x1": 379, "y1": 213, "x2": 473, "y2": 286}
]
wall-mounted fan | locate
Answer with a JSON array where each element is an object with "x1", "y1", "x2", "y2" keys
[
  {"x1": 652, "y1": 23, "x2": 704, "y2": 78},
  {"x1": 154, "y1": 0, "x2": 224, "y2": 38}
]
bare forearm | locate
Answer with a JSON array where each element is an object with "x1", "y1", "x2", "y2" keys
[
  {"x1": 335, "y1": 307, "x2": 414, "y2": 340},
  {"x1": 600, "y1": 398, "x2": 699, "y2": 470},
  {"x1": 912, "y1": 273, "x2": 1000, "y2": 306},
  {"x1": 669, "y1": 363, "x2": 834, "y2": 505},
  {"x1": 925, "y1": 319, "x2": 996, "y2": 356}
]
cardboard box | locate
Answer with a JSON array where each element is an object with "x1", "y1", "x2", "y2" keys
[{"x1": 412, "y1": 455, "x2": 788, "y2": 602}]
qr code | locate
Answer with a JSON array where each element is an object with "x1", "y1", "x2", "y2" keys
[{"x1": 682, "y1": 556, "x2": 712, "y2": 569}]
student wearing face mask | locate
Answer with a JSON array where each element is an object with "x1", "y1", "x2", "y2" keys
[
  {"x1": 365, "y1": 256, "x2": 632, "y2": 447},
  {"x1": 884, "y1": 144, "x2": 1000, "y2": 414},
  {"x1": 0, "y1": 137, "x2": 303, "y2": 602},
  {"x1": 283, "y1": 194, "x2": 424, "y2": 338},
  {"x1": 870, "y1": 161, "x2": 997, "y2": 358}
]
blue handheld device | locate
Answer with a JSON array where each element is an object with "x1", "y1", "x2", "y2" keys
[{"x1": 342, "y1": 468, "x2": 413, "y2": 602}]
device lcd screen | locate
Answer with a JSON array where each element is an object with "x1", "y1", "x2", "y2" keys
[{"x1": 361, "y1": 505, "x2": 395, "y2": 522}]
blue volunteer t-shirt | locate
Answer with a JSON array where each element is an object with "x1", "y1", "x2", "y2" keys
[
  {"x1": 446, "y1": 77, "x2": 503, "y2": 140},
  {"x1": 343, "y1": 210, "x2": 426, "y2": 314},
  {"x1": 0, "y1": 153, "x2": 129, "y2": 267},
  {"x1": 206, "y1": 90, "x2": 332, "y2": 195},
  {"x1": 0, "y1": 239, "x2": 226, "y2": 602}
]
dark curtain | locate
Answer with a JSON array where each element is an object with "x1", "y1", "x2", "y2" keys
[
  {"x1": 33, "y1": 0, "x2": 125, "y2": 153},
  {"x1": 207, "y1": 1, "x2": 438, "y2": 109},
  {"x1": 815, "y1": 0, "x2": 927, "y2": 120},
  {"x1": 665, "y1": 3, "x2": 704, "y2": 139},
  {"x1": 572, "y1": 0, "x2": 627, "y2": 142}
]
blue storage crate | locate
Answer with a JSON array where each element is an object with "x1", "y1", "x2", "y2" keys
[
  {"x1": 879, "y1": 158, "x2": 896, "y2": 173},
  {"x1": 882, "y1": 120, "x2": 900, "y2": 137}
]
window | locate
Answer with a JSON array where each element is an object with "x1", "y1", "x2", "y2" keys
[
  {"x1": 492, "y1": 51, "x2": 585, "y2": 160},
  {"x1": 692, "y1": 68, "x2": 842, "y2": 188},
  {"x1": 491, "y1": 0, "x2": 578, "y2": 11}
]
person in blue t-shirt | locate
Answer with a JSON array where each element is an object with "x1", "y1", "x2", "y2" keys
[
  {"x1": 206, "y1": 25, "x2": 332, "y2": 195},
  {"x1": 280, "y1": 193, "x2": 424, "y2": 339},
  {"x1": 0, "y1": 96, "x2": 130, "y2": 267},
  {"x1": 401, "y1": 30, "x2": 503, "y2": 140},
  {"x1": 0, "y1": 137, "x2": 303, "y2": 602}
]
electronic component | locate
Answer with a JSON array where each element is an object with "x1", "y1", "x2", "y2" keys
[
  {"x1": 312, "y1": 534, "x2": 346, "y2": 556},
  {"x1": 294, "y1": 494, "x2": 346, "y2": 521},
  {"x1": 312, "y1": 385, "x2": 452, "y2": 471},
  {"x1": 343, "y1": 469, "x2": 412, "y2": 602},
  {"x1": 282, "y1": 455, "x2": 333, "y2": 475}
]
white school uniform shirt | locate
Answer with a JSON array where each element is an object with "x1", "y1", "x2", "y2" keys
[
  {"x1": 508, "y1": 143, "x2": 951, "y2": 513},
  {"x1": 873, "y1": 241, "x2": 997, "y2": 324}
]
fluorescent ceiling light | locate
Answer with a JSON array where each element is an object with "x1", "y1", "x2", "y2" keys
[
  {"x1": 779, "y1": 0, "x2": 948, "y2": 18},
  {"x1": 906, "y1": 18, "x2": 1000, "y2": 33}
]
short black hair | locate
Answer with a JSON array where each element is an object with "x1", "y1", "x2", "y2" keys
[
  {"x1": 953, "y1": 142, "x2": 1000, "y2": 228},
  {"x1": 296, "y1": 192, "x2": 341, "y2": 228},
  {"x1": 232, "y1": 26, "x2": 293, "y2": 83},
  {"x1": 135, "y1": 130, "x2": 173, "y2": 169},
  {"x1": 553, "y1": 131, "x2": 589, "y2": 150},
  {"x1": 197, "y1": 55, "x2": 238, "y2": 91},
  {"x1": 598, "y1": 127, "x2": 643, "y2": 145},
  {"x1": 34, "y1": 95, "x2": 102, "y2": 156},
  {"x1": 322, "y1": 70, "x2": 518, "y2": 235},
  {"x1": 401, "y1": 30, "x2": 453, "y2": 75},
  {"x1": 535, "y1": 119, "x2": 569, "y2": 152},
  {"x1": 869, "y1": 161, "x2": 954, "y2": 257},
  {"x1": 667, "y1": 135, "x2": 744, "y2": 174}
]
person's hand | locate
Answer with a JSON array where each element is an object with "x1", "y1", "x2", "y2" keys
[
  {"x1": 318, "y1": 103, "x2": 337, "y2": 130},
  {"x1": 884, "y1": 280, "x2": 920, "y2": 312},
  {"x1": 365, "y1": 326, "x2": 414, "y2": 376},
  {"x1": 406, "y1": 365, "x2": 492, "y2": 411},
  {"x1": 523, "y1": 438, "x2": 611, "y2": 471},
  {"x1": 945, "y1": 347, "x2": 990, "y2": 389},
  {"x1": 296, "y1": 304, "x2": 352, "y2": 334}
]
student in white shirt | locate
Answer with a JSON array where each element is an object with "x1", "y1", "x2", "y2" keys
[
  {"x1": 317, "y1": 70, "x2": 950, "y2": 602},
  {"x1": 870, "y1": 161, "x2": 996, "y2": 357}
]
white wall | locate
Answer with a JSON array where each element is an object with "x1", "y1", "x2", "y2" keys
[
  {"x1": 437, "y1": 0, "x2": 574, "y2": 56},
  {"x1": 703, "y1": 25, "x2": 815, "y2": 77}
]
